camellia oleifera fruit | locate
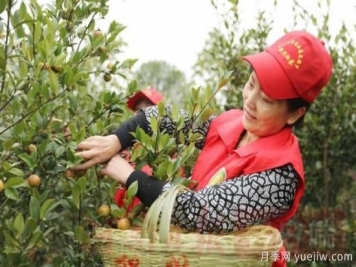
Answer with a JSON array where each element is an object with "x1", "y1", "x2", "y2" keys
[
  {"x1": 26, "y1": 144, "x2": 37, "y2": 154},
  {"x1": 27, "y1": 174, "x2": 41, "y2": 188},
  {"x1": 93, "y1": 29, "x2": 103, "y2": 38},
  {"x1": 51, "y1": 65, "x2": 63, "y2": 73},
  {"x1": 117, "y1": 218, "x2": 131, "y2": 230},
  {"x1": 39, "y1": 62, "x2": 50, "y2": 70},
  {"x1": 65, "y1": 169, "x2": 75, "y2": 179},
  {"x1": 103, "y1": 73, "x2": 112, "y2": 82},
  {"x1": 98, "y1": 205, "x2": 111, "y2": 218},
  {"x1": 106, "y1": 62, "x2": 113, "y2": 70},
  {"x1": 75, "y1": 169, "x2": 87, "y2": 177},
  {"x1": 0, "y1": 180, "x2": 4, "y2": 193},
  {"x1": 64, "y1": 169, "x2": 86, "y2": 179}
]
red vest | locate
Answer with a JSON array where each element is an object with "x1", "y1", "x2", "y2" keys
[{"x1": 191, "y1": 109, "x2": 305, "y2": 230}]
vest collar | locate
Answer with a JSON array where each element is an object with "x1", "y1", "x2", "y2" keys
[{"x1": 217, "y1": 115, "x2": 293, "y2": 157}]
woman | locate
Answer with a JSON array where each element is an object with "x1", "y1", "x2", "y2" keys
[
  {"x1": 126, "y1": 86, "x2": 164, "y2": 113},
  {"x1": 74, "y1": 31, "x2": 332, "y2": 267},
  {"x1": 114, "y1": 87, "x2": 163, "y2": 214}
]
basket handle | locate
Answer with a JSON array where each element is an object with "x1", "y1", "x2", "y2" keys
[{"x1": 140, "y1": 184, "x2": 189, "y2": 243}]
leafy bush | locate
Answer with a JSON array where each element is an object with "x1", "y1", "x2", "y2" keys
[
  {"x1": 0, "y1": 1, "x2": 231, "y2": 266},
  {"x1": 0, "y1": 0, "x2": 138, "y2": 266}
]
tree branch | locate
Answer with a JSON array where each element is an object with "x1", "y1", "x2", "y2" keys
[
  {"x1": 0, "y1": 0, "x2": 13, "y2": 95},
  {"x1": 0, "y1": 90, "x2": 67, "y2": 135}
]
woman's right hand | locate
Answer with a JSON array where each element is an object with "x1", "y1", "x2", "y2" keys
[{"x1": 73, "y1": 134, "x2": 122, "y2": 170}]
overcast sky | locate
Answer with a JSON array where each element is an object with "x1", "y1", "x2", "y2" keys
[
  {"x1": 96, "y1": 0, "x2": 218, "y2": 79},
  {"x1": 99, "y1": 0, "x2": 356, "y2": 80}
]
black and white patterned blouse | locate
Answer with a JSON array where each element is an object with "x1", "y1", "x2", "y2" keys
[{"x1": 115, "y1": 106, "x2": 300, "y2": 233}]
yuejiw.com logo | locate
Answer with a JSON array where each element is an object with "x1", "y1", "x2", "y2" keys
[{"x1": 261, "y1": 251, "x2": 353, "y2": 263}]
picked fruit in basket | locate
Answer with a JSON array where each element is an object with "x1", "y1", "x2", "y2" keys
[
  {"x1": 117, "y1": 218, "x2": 131, "y2": 230},
  {"x1": 98, "y1": 205, "x2": 111, "y2": 218}
]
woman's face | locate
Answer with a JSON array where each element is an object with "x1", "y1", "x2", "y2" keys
[
  {"x1": 133, "y1": 99, "x2": 154, "y2": 113},
  {"x1": 242, "y1": 72, "x2": 302, "y2": 137}
]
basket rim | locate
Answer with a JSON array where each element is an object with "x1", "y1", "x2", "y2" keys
[{"x1": 94, "y1": 225, "x2": 283, "y2": 256}]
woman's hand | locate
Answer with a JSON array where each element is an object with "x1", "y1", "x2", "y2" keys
[
  {"x1": 73, "y1": 134, "x2": 121, "y2": 170},
  {"x1": 99, "y1": 155, "x2": 135, "y2": 185}
]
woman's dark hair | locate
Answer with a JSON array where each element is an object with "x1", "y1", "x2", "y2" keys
[{"x1": 286, "y1": 98, "x2": 311, "y2": 129}]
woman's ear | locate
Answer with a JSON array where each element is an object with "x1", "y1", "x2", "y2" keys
[{"x1": 287, "y1": 107, "x2": 306, "y2": 125}]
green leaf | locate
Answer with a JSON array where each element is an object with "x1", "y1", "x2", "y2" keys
[
  {"x1": 128, "y1": 80, "x2": 138, "y2": 94},
  {"x1": 55, "y1": 146, "x2": 66, "y2": 158},
  {"x1": 9, "y1": 168, "x2": 24, "y2": 177},
  {"x1": 77, "y1": 177, "x2": 87, "y2": 193},
  {"x1": 179, "y1": 131, "x2": 185, "y2": 145},
  {"x1": 110, "y1": 203, "x2": 120, "y2": 212},
  {"x1": 150, "y1": 117, "x2": 159, "y2": 134},
  {"x1": 189, "y1": 132, "x2": 202, "y2": 142},
  {"x1": 191, "y1": 87, "x2": 200, "y2": 102},
  {"x1": 20, "y1": 62, "x2": 29, "y2": 78},
  {"x1": 27, "y1": 231, "x2": 43, "y2": 250},
  {"x1": 15, "y1": 24, "x2": 26, "y2": 38},
  {"x1": 157, "y1": 102, "x2": 165, "y2": 115},
  {"x1": 118, "y1": 59, "x2": 137, "y2": 69},
  {"x1": 5, "y1": 187, "x2": 18, "y2": 200},
  {"x1": 34, "y1": 20, "x2": 42, "y2": 42},
  {"x1": 126, "y1": 181, "x2": 138, "y2": 199},
  {"x1": 40, "y1": 199, "x2": 55, "y2": 219},
  {"x1": 5, "y1": 177, "x2": 25, "y2": 187},
  {"x1": 200, "y1": 108, "x2": 214, "y2": 122},
  {"x1": 3, "y1": 231, "x2": 18, "y2": 247},
  {"x1": 14, "y1": 213, "x2": 25, "y2": 237},
  {"x1": 2, "y1": 161, "x2": 10, "y2": 171},
  {"x1": 65, "y1": 149, "x2": 75, "y2": 163},
  {"x1": 24, "y1": 217, "x2": 38, "y2": 236},
  {"x1": 0, "y1": 1, "x2": 7, "y2": 13},
  {"x1": 74, "y1": 226, "x2": 90, "y2": 244},
  {"x1": 218, "y1": 77, "x2": 230, "y2": 89},
  {"x1": 18, "y1": 153, "x2": 34, "y2": 169},
  {"x1": 30, "y1": 197, "x2": 40, "y2": 221},
  {"x1": 111, "y1": 207, "x2": 126, "y2": 218},
  {"x1": 103, "y1": 91, "x2": 111, "y2": 104},
  {"x1": 43, "y1": 227, "x2": 56, "y2": 238},
  {"x1": 49, "y1": 71, "x2": 59, "y2": 94},
  {"x1": 71, "y1": 184, "x2": 80, "y2": 210}
]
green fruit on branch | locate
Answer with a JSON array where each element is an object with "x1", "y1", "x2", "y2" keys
[{"x1": 103, "y1": 73, "x2": 112, "y2": 82}]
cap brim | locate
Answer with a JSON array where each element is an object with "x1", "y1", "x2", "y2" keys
[
  {"x1": 243, "y1": 52, "x2": 299, "y2": 100},
  {"x1": 126, "y1": 92, "x2": 150, "y2": 111}
]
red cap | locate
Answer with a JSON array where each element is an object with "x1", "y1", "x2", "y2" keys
[
  {"x1": 126, "y1": 87, "x2": 164, "y2": 111},
  {"x1": 243, "y1": 31, "x2": 333, "y2": 103}
]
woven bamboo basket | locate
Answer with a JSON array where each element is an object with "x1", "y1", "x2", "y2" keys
[{"x1": 95, "y1": 184, "x2": 283, "y2": 267}]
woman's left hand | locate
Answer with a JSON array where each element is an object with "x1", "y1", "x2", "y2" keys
[{"x1": 100, "y1": 155, "x2": 135, "y2": 185}]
